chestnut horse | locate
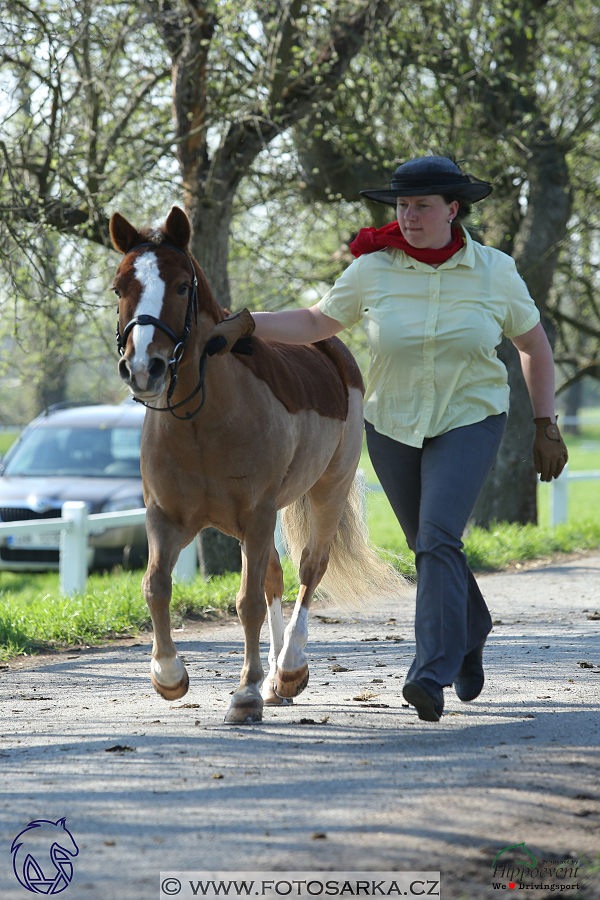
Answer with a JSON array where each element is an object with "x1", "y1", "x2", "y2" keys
[{"x1": 110, "y1": 206, "x2": 403, "y2": 724}]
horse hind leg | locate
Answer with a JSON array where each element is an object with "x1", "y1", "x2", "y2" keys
[
  {"x1": 274, "y1": 498, "x2": 341, "y2": 699},
  {"x1": 261, "y1": 540, "x2": 293, "y2": 707},
  {"x1": 275, "y1": 450, "x2": 360, "y2": 700}
]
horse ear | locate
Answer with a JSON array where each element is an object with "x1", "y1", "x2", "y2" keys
[
  {"x1": 110, "y1": 212, "x2": 140, "y2": 255},
  {"x1": 164, "y1": 206, "x2": 191, "y2": 250}
]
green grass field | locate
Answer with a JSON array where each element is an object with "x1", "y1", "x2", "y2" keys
[{"x1": 1, "y1": 411, "x2": 600, "y2": 657}]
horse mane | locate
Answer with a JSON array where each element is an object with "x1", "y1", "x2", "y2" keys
[{"x1": 136, "y1": 225, "x2": 226, "y2": 325}]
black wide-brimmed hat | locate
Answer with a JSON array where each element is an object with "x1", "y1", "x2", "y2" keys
[{"x1": 360, "y1": 156, "x2": 493, "y2": 206}]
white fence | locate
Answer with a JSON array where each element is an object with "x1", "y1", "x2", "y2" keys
[
  {"x1": 1, "y1": 467, "x2": 599, "y2": 596},
  {"x1": 0, "y1": 503, "x2": 197, "y2": 596},
  {"x1": 0, "y1": 502, "x2": 287, "y2": 597}
]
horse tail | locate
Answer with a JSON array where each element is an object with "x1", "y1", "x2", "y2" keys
[{"x1": 279, "y1": 471, "x2": 409, "y2": 615}]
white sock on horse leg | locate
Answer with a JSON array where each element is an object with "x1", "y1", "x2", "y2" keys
[
  {"x1": 266, "y1": 597, "x2": 284, "y2": 680},
  {"x1": 278, "y1": 602, "x2": 308, "y2": 671}
]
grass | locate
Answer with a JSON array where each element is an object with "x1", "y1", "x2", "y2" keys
[
  {"x1": 0, "y1": 560, "x2": 301, "y2": 660},
  {"x1": 2, "y1": 411, "x2": 600, "y2": 657}
]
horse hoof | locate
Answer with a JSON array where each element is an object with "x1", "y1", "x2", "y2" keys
[
  {"x1": 151, "y1": 668, "x2": 189, "y2": 701},
  {"x1": 262, "y1": 680, "x2": 293, "y2": 706},
  {"x1": 275, "y1": 665, "x2": 309, "y2": 698},
  {"x1": 224, "y1": 685, "x2": 264, "y2": 724},
  {"x1": 224, "y1": 700, "x2": 263, "y2": 725}
]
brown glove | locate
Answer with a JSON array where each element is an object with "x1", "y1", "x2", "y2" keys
[
  {"x1": 205, "y1": 308, "x2": 255, "y2": 356},
  {"x1": 533, "y1": 417, "x2": 568, "y2": 482}
]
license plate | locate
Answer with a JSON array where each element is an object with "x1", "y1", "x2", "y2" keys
[{"x1": 6, "y1": 532, "x2": 61, "y2": 549}]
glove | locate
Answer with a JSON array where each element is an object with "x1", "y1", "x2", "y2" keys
[
  {"x1": 205, "y1": 308, "x2": 255, "y2": 356},
  {"x1": 533, "y1": 416, "x2": 568, "y2": 482}
]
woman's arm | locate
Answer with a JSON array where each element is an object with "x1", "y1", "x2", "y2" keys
[
  {"x1": 510, "y1": 322, "x2": 557, "y2": 421},
  {"x1": 252, "y1": 305, "x2": 345, "y2": 344},
  {"x1": 205, "y1": 304, "x2": 345, "y2": 355},
  {"x1": 511, "y1": 321, "x2": 568, "y2": 481}
]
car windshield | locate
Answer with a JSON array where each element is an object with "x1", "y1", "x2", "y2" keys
[{"x1": 3, "y1": 425, "x2": 142, "y2": 478}]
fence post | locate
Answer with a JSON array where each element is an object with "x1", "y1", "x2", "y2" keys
[
  {"x1": 550, "y1": 465, "x2": 568, "y2": 526},
  {"x1": 173, "y1": 539, "x2": 198, "y2": 582},
  {"x1": 60, "y1": 501, "x2": 89, "y2": 596}
]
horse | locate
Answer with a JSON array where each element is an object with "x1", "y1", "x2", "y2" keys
[{"x1": 110, "y1": 205, "x2": 404, "y2": 724}]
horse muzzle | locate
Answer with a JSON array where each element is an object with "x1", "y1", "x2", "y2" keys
[{"x1": 118, "y1": 354, "x2": 169, "y2": 399}]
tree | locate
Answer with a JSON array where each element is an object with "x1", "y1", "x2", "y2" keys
[{"x1": 290, "y1": 0, "x2": 599, "y2": 525}]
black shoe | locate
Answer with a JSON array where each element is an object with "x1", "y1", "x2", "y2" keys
[
  {"x1": 402, "y1": 678, "x2": 444, "y2": 722},
  {"x1": 454, "y1": 639, "x2": 486, "y2": 701}
]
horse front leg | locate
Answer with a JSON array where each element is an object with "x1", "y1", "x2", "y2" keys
[
  {"x1": 224, "y1": 509, "x2": 274, "y2": 725},
  {"x1": 143, "y1": 507, "x2": 191, "y2": 701}
]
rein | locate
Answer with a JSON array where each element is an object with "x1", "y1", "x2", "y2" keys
[{"x1": 115, "y1": 241, "x2": 252, "y2": 421}]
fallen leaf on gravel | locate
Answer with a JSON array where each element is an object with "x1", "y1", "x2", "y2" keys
[
  {"x1": 353, "y1": 690, "x2": 379, "y2": 701},
  {"x1": 363, "y1": 703, "x2": 390, "y2": 708},
  {"x1": 171, "y1": 703, "x2": 200, "y2": 709},
  {"x1": 578, "y1": 661, "x2": 595, "y2": 668},
  {"x1": 212, "y1": 773, "x2": 224, "y2": 779},
  {"x1": 311, "y1": 832, "x2": 327, "y2": 840},
  {"x1": 574, "y1": 810, "x2": 592, "y2": 817},
  {"x1": 329, "y1": 664, "x2": 352, "y2": 673},
  {"x1": 587, "y1": 611, "x2": 600, "y2": 620},
  {"x1": 385, "y1": 634, "x2": 404, "y2": 642},
  {"x1": 492, "y1": 619, "x2": 503, "y2": 625},
  {"x1": 313, "y1": 616, "x2": 343, "y2": 624},
  {"x1": 361, "y1": 637, "x2": 379, "y2": 642},
  {"x1": 105, "y1": 745, "x2": 135, "y2": 753}
]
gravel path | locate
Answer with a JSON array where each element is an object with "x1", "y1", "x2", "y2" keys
[{"x1": 1, "y1": 553, "x2": 599, "y2": 899}]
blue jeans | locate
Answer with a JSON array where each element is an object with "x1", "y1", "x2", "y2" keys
[{"x1": 365, "y1": 414, "x2": 506, "y2": 687}]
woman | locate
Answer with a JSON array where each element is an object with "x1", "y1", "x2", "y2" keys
[{"x1": 207, "y1": 155, "x2": 568, "y2": 722}]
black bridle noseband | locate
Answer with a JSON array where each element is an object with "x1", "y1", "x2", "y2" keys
[{"x1": 115, "y1": 241, "x2": 252, "y2": 421}]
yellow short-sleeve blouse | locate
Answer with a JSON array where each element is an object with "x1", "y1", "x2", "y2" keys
[{"x1": 317, "y1": 226, "x2": 540, "y2": 448}]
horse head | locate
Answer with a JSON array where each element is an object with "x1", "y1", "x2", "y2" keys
[{"x1": 110, "y1": 206, "x2": 223, "y2": 402}]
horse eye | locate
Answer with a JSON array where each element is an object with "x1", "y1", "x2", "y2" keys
[
  {"x1": 177, "y1": 283, "x2": 189, "y2": 296},
  {"x1": 113, "y1": 288, "x2": 121, "y2": 299}
]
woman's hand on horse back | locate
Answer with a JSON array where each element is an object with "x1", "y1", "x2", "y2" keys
[
  {"x1": 205, "y1": 306, "x2": 344, "y2": 354},
  {"x1": 251, "y1": 306, "x2": 345, "y2": 344}
]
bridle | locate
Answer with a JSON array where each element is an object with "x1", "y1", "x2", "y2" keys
[{"x1": 115, "y1": 241, "x2": 252, "y2": 421}]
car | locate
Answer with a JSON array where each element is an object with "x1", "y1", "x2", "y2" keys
[{"x1": 0, "y1": 401, "x2": 148, "y2": 572}]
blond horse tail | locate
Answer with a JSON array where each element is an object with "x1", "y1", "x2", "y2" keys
[{"x1": 279, "y1": 471, "x2": 409, "y2": 616}]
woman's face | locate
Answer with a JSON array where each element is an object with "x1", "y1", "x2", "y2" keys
[{"x1": 396, "y1": 195, "x2": 460, "y2": 249}]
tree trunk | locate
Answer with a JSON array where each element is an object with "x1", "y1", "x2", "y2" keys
[
  {"x1": 471, "y1": 338, "x2": 537, "y2": 526},
  {"x1": 197, "y1": 528, "x2": 242, "y2": 578},
  {"x1": 473, "y1": 143, "x2": 572, "y2": 527},
  {"x1": 187, "y1": 194, "x2": 234, "y2": 309}
]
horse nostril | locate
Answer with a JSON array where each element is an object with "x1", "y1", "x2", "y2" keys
[
  {"x1": 148, "y1": 357, "x2": 167, "y2": 381},
  {"x1": 118, "y1": 357, "x2": 131, "y2": 382}
]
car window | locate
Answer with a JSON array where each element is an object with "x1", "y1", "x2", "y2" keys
[{"x1": 3, "y1": 426, "x2": 142, "y2": 478}]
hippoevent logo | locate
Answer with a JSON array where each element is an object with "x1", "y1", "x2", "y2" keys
[
  {"x1": 491, "y1": 842, "x2": 579, "y2": 892},
  {"x1": 11, "y1": 818, "x2": 79, "y2": 894}
]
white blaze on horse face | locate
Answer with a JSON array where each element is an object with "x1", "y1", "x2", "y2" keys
[{"x1": 130, "y1": 253, "x2": 166, "y2": 379}]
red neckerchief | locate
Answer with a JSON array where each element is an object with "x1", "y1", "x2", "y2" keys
[{"x1": 350, "y1": 221, "x2": 464, "y2": 264}]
